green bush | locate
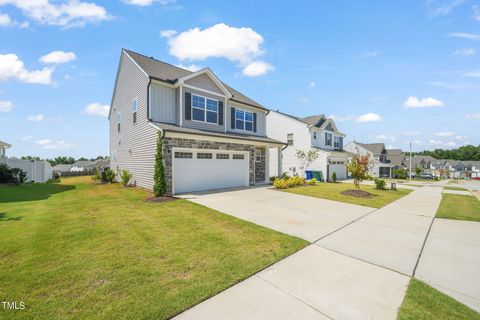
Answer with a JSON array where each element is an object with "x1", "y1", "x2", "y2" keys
[
  {"x1": 91, "y1": 169, "x2": 101, "y2": 181},
  {"x1": 307, "y1": 178, "x2": 317, "y2": 185},
  {"x1": 120, "y1": 170, "x2": 132, "y2": 186},
  {"x1": 105, "y1": 169, "x2": 116, "y2": 183},
  {"x1": 331, "y1": 172, "x2": 337, "y2": 183},
  {"x1": 393, "y1": 169, "x2": 407, "y2": 179},
  {"x1": 0, "y1": 163, "x2": 12, "y2": 183},
  {"x1": 273, "y1": 178, "x2": 288, "y2": 189},
  {"x1": 10, "y1": 168, "x2": 27, "y2": 185},
  {"x1": 153, "y1": 131, "x2": 167, "y2": 197},
  {"x1": 374, "y1": 178, "x2": 386, "y2": 190}
]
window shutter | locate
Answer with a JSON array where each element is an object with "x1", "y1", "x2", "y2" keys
[
  {"x1": 253, "y1": 113, "x2": 257, "y2": 132},
  {"x1": 185, "y1": 92, "x2": 191, "y2": 121},
  {"x1": 218, "y1": 101, "x2": 224, "y2": 125},
  {"x1": 231, "y1": 107, "x2": 236, "y2": 129},
  {"x1": 339, "y1": 137, "x2": 343, "y2": 150},
  {"x1": 325, "y1": 133, "x2": 328, "y2": 145}
]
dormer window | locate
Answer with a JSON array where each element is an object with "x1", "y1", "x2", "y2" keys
[
  {"x1": 334, "y1": 136, "x2": 341, "y2": 149},
  {"x1": 325, "y1": 132, "x2": 332, "y2": 146},
  {"x1": 192, "y1": 94, "x2": 218, "y2": 124},
  {"x1": 235, "y1": 109, "x2": 253, "y2": 131}
]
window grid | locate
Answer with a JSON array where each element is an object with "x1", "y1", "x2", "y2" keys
[
  {"x1": 192, "y1": 94, "x2": 218, "y2": 124},
  {"x1": 233, "y1": 154, "x2": 245, "y2": 160},
  {"x1": 197, "y1": 153, "x2": 213, "y2": 159},
  {"x1": 175, "y1": 152, "x2": 193, "y2": 159},
  {"x1": 235, "y1": 109, "x2": 253, "y2": 132},
  {"x1": 216, "y1": 153, "x2": 229, "y2": 159}
]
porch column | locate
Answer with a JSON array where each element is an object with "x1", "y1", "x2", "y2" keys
[
  {"x1": 277, "y1": 146, "x2": 282, "y2": 177},
  {"x1": 264, "y1": 147, "x2": 270, "y2": 183}
]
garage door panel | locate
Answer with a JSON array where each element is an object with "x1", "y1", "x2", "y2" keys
[
  {"x1": 329, "y1": 164, "x2": 347, "y2": 180},
  {"x1": 173, "y1": 150, "x2": 249, "y2": 194}
]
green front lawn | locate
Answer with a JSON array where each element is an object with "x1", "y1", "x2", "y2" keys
[
  {"x1": 443, "y1": 186, "x2": 468, "y2": 191},
  {"x1": 436, "y1": 193, "x2": 480, "y2": 222},
  {"x1": 397, "y1": 278, "x2": 480, "y2": 320},
  {"x1": 281, "y1": 183, "x2": 411, "y2": 208},
  {"x1": 0, "y1": 177, "x2": 307, "y2": 320}
]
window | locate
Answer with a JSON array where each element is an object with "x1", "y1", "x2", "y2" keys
[
  {"x1": 313, "y1": 132, "x2": 317, "y2": 140},
  {"x1": 255, "y1": 149, "x2": 262, "y2": 162},
  {"x1": 175, "y1": 152, "x2": 192, "y2": 159},
  {"x1": 233, "y1": 154, "x2": 244, "y2": 160},
  {"x1": 334, "y1": 136, "x2": 341, "y2": 149},
  {"x1": 216, "y1": 153, "x2": 229, "y2": 159},
  {"x1": 192, "y1": 94, "x2": 218, "y2": 124},
  {"x1": 325, "y1": 132, "x2": 332, "y2": 146},
  {"x1": 235, "y1": 109, "x2": 253, "y2": 131},
  {"x1": 287, "y1": 133, "x2": 294, "y2": 145},
  {"x1": 116, "y1": 112, "x2": 121, "y2": 133},
  {"x1": 197, "y1": 153, "x2": 213, "y2": 159},
  {"x1": 132, "y1": 98, "x2": 138, "y2": 124}
]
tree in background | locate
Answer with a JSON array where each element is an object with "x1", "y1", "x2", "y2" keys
[
  {"x1": 153, "y1": 131, "x2": 167, "y2": 197},
  {"x1": 295, "y1": 149, "x2": 319, "y2": 178},
  {"x1": 21, "y1": 156, "x2": 41, "y2": 161},
  {"x1": 415, "y1": 166, "x2": 422, "y2": 177},
  {"x1": 413, "y1": 145, "x2": 480, "y2": 161},
  {"x1": 347, "y1": 154, "x2": 372, "y2": 189}
]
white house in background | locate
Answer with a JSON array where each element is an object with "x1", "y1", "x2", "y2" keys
[
  {"x1": 0, "y1": 140, "x2": 52, "y2": 183},
  {"x1": 70, "y1": 160, "x2": 94, "y2": 172},
  {"x1": 266, "y1": 111, "x2": 352, "y2": 181}
]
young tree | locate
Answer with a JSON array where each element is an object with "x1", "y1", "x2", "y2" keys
[
  {"x1": 346, "y1": 154, "x2": 372, "y2": 189},
  {"x1": 295, "y1": 149, "x2": 319, "y2": 178},
  {"x1": 153, "y1": 131, "x2": 167, "y2": 197},
  {"x1": 415, "y1": 166, "x2": 422, "y2": 177},
  {"x1": 331, "y1": 171, "x2": 337, "y2": 183}
]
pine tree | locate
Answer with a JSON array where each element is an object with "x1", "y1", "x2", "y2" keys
[{"x1": 153, "y1": 131, "x2": 167, "y2": 197}]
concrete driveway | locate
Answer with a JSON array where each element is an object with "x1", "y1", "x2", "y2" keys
[{"x1": 181, "y1": 187, "x2": 375, "y2": 242}]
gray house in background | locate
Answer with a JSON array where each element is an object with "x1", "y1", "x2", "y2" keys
[{"x1": 109, "y1": 49, "x2": 284, "y2": 194}]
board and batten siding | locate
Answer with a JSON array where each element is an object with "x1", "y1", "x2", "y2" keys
[
  {"x1": 110, "y1": 51, "x2": 158, "y2": 190},
  {"x1": 149, "y1": 82, "x2": 176, "y2": 124},
  {"x1": 184, "y1": 73, "x2": 224, "y2": 95},
  {"x1": 226, "y1": 102, "x2": 267, "y2": 137},
  {"x1": 180, "y1": 87, "x2": 227, "y2": 132}
]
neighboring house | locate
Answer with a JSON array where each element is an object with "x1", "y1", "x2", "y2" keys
[
  {"x1": 0, "y1": 141, "x2": 52, "y2": 183},
  {"x1": 411, "y1": 155, "x2": 437, "y2": 174},
  {"x1": 431, "y1": 159, "x2": 480, "y2": 179},
  {"x1": 109, "y1": 49, "x2": 284, "y2": 195},
  {"x1": 92, "y1": 158, "x2": 110, "y2": 172},
  {"x1": 52, "y1": 164, "x2": 73, "y2": 173},
  {"x1": 345, "y1": 142, "x2": 407, "y2": 177},
  {"x1": 266, "y1": 111, "x2": 351, "y2": 181},
  {"x1": 71, "y1": 160, "x2": 94, "y2": 172}
]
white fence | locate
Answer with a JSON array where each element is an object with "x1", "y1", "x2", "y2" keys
[{"x1": 1, "y1": 157, "x2": 53, "y2": 183}]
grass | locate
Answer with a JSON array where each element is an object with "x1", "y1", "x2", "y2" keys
[
  {"x1": 280, "y1": 182, "x2": 412, "y2": 208},
  {"x1": 443, "y1": 186, "x2": 468, "y2": 191},
  {"x1": 0, "y1": 177, "x2": 307, "y2": 320},
  {"x1": 436, "y1": 193, "x2": 480, "y2": 222},
  {"x1": 397, "y1": 278, "x2": 480, "y2": 320}
]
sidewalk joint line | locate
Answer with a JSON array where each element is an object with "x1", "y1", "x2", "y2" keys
[{"x1": 412, "y1": 216, "x2": 435, "y2": 277}]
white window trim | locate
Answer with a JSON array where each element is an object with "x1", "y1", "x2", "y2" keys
[
  {"x1": 132, "y1": 98, "x2": 138, "y2": 124},
  {"x1": 334, "y1": 136, "x2": 341, "y2": 148},
  {"x1": 325, "y1": 132, "x2": 332, "y2": 146},
  {"x1": 234, "y1": 108, "x2": 254, "y2": 132},
  {"x1": 191, "y1": 93, "x2": 219, "y2": 125}
]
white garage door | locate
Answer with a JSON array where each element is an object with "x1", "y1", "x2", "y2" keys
[
  {"x1": 173, "y1": 149, "x2": 249, "y2": 194},
  {"x1": 328, "y1": 163, "x2": 347, "y2": 180}
]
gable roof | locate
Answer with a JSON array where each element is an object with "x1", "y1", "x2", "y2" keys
[
  {"x1": 124, "y1": 49, "x2": 267, "y2": 111},
  {"x1": 301, "y1": 114, "x2": 326, "y2": 127},
  {"x1": 356, "y1": 142, "x2": 386, "y2": 154},
  {"x1": 0, "y1": 140, "x2": 11, "y2": 148}
]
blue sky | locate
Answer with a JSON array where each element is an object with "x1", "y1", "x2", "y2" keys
[{"x1": 1, "y1": 0, "x2": 479, "y2": 158}]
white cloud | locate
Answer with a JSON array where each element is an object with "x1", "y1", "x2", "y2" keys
[
  {"x1": 0, "y1": 54, "x2": 53, "y2": 84},
  {"x1": 27, "y1": 114, "x2": 44, "y2": 122},
  {"x1": 435, "y1": 131, "x2": 454, "y2": 137},
  {"x1": 455, "y1": 135, "x2": 468, "y2": 140},
  {"x1": 124, "y1": 0, "x2": 174, "y2": 6},
  {"x1": 453, "y1": 47, "x2": 475, "y2": 56},
  {"x1": 427, "y1": 0, "x2": 464, "y2": 16},
  {"x1": 308, "y1": 81, "x2": 316, "y2": 88},
  {"x1": 361, "y1": 51, "x2": 381, "y2": 58},
  {"x1": 474, "y1": 5, "x2": 480, "y2": 21},
  {"x1": 404, "y1": 130, "x2": 421, "y2": 136},
  {"x1": 428, "y1": 139, "x2": 456, "y2": 147},
  {"x1": 40, "y1": 51, "x2": 76, "y2": 64},
  {"x1": 0, "y1": 100, "x2": 12, "y2": 112},
  {"x1": 404, "y1": 96, "x2": 444, "y2": 108},
  {"x1": 412, "y1": 139, "x2": 422, "y2": 145},
  {"x1": 160, "y1": 29, "x2": 177, "y2": 38},
  {"x1": 165, "y1": 23, "x2": 273, "y2": 76},
  {"x1": 448, "y1": 32, "x2": 480, "y2": 41},
  {"x1": 356, "y1": 113, "x2": 382, "y2": 123},
  {"x1": 444, "y1": 141, "x2": 456, "y2": 147},
  {"x1": 36, "y1": 139, "x2": 51, "y2": 145},
  {"x1": 21, "y1": 135, "x2": 32, "y2": 141},
  {"x1": 83, "y1": 102, "x2": 109, "y2": 117},
  {"x1": 429, "y1": 139, "x2": 443, "y2": 145},
  {"x1": 0, "y1": 12, "x2": 12, "y2": 26},
  {"x1": 0, "y1": 0, "x2": 110, "y2": 28},
  {"x1": 242, "y1": 61, "x2": 274, "y2": 77},
  {"x1": 176, "y1": 63, "x2": 202, "y2": 72},
  {"x1": 376, "y1": 134, "x2": 396, "y2": 142},
  {"x1": 35, "y1": 138, "x2": 74, "y2": 150},
  {"x1": 465, "y1": 113, "x2": 480, "y2": 120},
  {"x1": 463, "y1": 70, "x2": 480, "y2": 77}
]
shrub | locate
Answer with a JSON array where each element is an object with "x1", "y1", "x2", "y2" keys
[
  {"x1": 269, "y1": 176, "x2": 277, "y2": 183},
  {"x1": 347, "y1": 154, "x2": 373, "y2": 189},
  {"x1": 374, "y1": 178, "x2": 386, "y2": 190},
  {"x1": 0, "y1": 163, "x2": 12, "y2": 183},
  {"x1": 331, "y1": 172, "x2": 337, "y2": 183},
  {"x1": 105, "y1": 169, "x2": 116, "y2": 183},
  {"x1": 285, "y1": 176, "x2": 305, "y2": 188},
  {"x1": 280, "y1": 172, "x2": 290, "y2": 179},
  {"x1": 91, "y1": 169, "x2": 101, "y2": 181},
  {"x1": 10, "y1": 168, "x2": 27, "y2": 185},
  {"x1": 120, "y1": 170, "x2": 132, "y2": 186},
  {"x1": 393, "y1": 169, "x2": 407, "y2": 179},
  {"x1": 273, "y1": 178, "x2": 288, "y2": 189},
  {"x1": 153, "y1": 131, "x2": 167, "y2": 197},
  {"x1": 307, "y1": 178, "x2": 317, "y2": 185}
]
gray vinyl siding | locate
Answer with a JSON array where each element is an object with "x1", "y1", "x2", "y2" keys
[
  {"x1": 149, "y1": 82, "x2": 176, "y2": 124},
  {"x1": 184, "y1": 73, "x2": 223, "y2": 95},
  {"x1": 227, "y1": 102, "x2": 266, "y2": 137},
  {"x1": 181, "y1": 87, "x2": 226, "y2": 132},
  {"x1": 110, "y1": 51, "x2": 158, "y2": 190}
]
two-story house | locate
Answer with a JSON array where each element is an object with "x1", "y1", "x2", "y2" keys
[
  {"x1": 411, "y1": 155, "x2": 437, "y2": 174},
  {"x1": 109, "y1": 49, "x2": 284, "y2": 195},
  {"x1": 344, "y1": 142, "x2": 399, "y2": 177},
  {"x1": 0, "y1": 140, "x2": 10, "y2": 160},
  {"x1": 266, "y1": 111, "x2": 351, "y2": 181}
]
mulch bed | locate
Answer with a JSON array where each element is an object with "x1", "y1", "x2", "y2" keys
[
  {"x1": 144, "y1": 196, "x2": 179, "y2": 203},
  {"x1": 340, "y1": 189, "x2": 375, "y2": 198}
]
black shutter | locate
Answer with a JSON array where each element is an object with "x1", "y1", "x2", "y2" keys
[
  {"x1": 231, "y1": 107, "x2": 236, "y2": 129},
  {"x1": 185, "y1": 92, "x2": 191, "y2": 121},
  {"x1": 253, "y1": 113, "x2": 257, "y2": 132},
  {"x1": 218, "y1": 101, "x2": 224, "y2": 125},
  {"x1": 339, "y1": 137, "x2": 343, "y2": 150}
]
